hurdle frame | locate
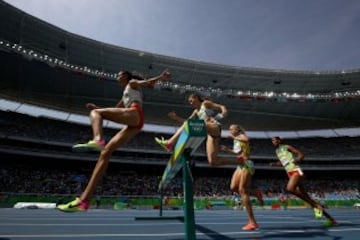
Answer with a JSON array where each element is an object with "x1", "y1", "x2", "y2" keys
[{"x1": 135, "y1": 119, "x2": 206, "y2": 240}]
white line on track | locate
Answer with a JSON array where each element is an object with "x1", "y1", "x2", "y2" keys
[
  {"x1": 0, "y1": 228, "x2": 360, "y2": 238},
  {"x1": 1, "y1": 220, "x2": 342, "y2": 226}
]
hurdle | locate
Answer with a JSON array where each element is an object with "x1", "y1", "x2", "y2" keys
[{"x1": 135, "y1": 119, "x2": 206, "y2": 240}]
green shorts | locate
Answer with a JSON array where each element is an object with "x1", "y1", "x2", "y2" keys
[{"x1": 237, "y1": 160, "x2": 255, "y2": 175}]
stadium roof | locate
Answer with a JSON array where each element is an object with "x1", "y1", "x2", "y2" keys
[{"x1": 1, "y1": 0, "x2": 360, "y2": 131}]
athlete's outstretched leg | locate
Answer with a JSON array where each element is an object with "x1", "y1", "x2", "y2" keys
[{"x1": 286, "y1": 175, "x2": 337, "y2": 224}]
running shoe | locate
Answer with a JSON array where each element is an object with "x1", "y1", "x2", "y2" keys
[
  {"x1": 323, "y1": 219, "x2": 338, "y2": 227},
  {"x1": 314, "y1": 206, "x2": 323, "y2": 219},
  {"x1": 154, "y1": 137, "x2": 173, "y2": 152},
  {"x1": 57, "y1": 198, "x2": 89, "y2": 212},
  {"x1": 242, "y1": 222, "x2": 259, "y2": 231},
  {"x1": 72, "y1": 140, "x2": 105, "y2": 152}
]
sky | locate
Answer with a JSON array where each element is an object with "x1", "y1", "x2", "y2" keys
[{"x1": 4, "y1": 0, "x2": 360, "y2": 71}]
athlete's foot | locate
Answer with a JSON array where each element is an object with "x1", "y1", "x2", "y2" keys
[
  {"x1": 242, "y1": 222, "x2": 259, "y2": 231},
  {"x1": 314, "y1": 205, "x2": 323, "y2": 219},
  {"x1": 57, "y1": 198, "x2": 89, "y2": 212},
  {"x1": 323, "y1": 219, "x2": 338, "y2": 227},
  {"x1": 72, "y1": 140, "x2": 106, "y2": 152},
  {"x1": 154, "y1": 137, "x2": 173, "y2": 152}
]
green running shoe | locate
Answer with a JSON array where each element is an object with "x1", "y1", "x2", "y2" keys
[
  {"x1": 57, "y1": 198, "x2": 89, "y2": 212},
  {"x1": 72, "y1": 140, "x2": 105, "y2": 152},
  {"x1": 314, "y1": 207, "x2": 323, "y2": 219},
  {"x1": 154, "y1": 137, "x2": 173, "y2": 152}
]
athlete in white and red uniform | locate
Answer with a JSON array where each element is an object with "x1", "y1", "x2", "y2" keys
[{"x1": 58, "y1": 69, "x2": 171, "y2": 212}]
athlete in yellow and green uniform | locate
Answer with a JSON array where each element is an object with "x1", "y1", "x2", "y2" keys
[
  {"x1": 221, "y1": 124, "x2": 262, "y2": 231},
  {"x1": 270, "y1": 136, "x2": 338, "y2": 227}
]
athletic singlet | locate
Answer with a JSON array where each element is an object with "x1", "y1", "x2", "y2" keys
[
  {"x1": 233, "y1": 138, "x2": 250, "y2": 159},
  {"x1": 235, "y1": 138, "x2": 254, "y2": 175},
  {"x1": 196, "y1": 104, "x2": 220, "y2": 125},
  {"x1": 233, "y1": 139, "x2": 242, "y2": 154},
  {"x1": 275, "y1": 144, "x2": 299, "y2": 172},
  {"x1": 122, "y1": 84, "x2": 143, "y2": 108}
]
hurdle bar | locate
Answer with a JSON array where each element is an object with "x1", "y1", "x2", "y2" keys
[
  {"x1": 158, "y1": 119, "x2": 206, "y2": 190},
  {"x1": 135, "y1": 119, "x2": 206, "y2": 240}
]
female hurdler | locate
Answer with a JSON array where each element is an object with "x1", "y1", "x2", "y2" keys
[
  {"x1": 57, "y1": 69, "x2": 171, "y2": 212},
  {"x1": 155, "y1": 93, "x2": 242, "y2": 166}
]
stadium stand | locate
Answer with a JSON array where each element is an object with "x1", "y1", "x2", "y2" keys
[{"x1": 0, "y1": 0, "x2": 359, "y2": 212}]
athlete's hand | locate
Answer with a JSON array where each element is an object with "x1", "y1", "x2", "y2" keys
[
  {"x1": 160, "y1": 69, "x2": 171, "y2": 81},
  {"x1": 168, "y1": 111, "x2": 178, "y2": 120},
  {"x1": 86, "y1": 103, "x2": 98, "y2": 110},
  {"x1": 220, "y1": 145, "x2": 229, "y2": 152}
]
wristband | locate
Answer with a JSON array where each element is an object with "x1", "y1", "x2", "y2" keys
[{"x1": 214, "y1": 113, "x2": 224, "y2": 121}]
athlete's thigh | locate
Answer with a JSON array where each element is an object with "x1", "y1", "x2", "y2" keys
[
  {"x1": 96, "y1": 107, "x2": 139, "y2": 125},
  {"x1": 206, "y1": 134, "x2": 220, "y2": 159},
  {"x1": 239, "y1": 168, "x2": 251, "y2": 191},
  {"x1": 105, "y1": 126, "x2": 140, "y2": 153},
  {"x1": 230, "y1": 168, "x2": 242, "y2": 190},
  {"x1": 287, "y1": 174, "x2": 302, "y2": 190},
  {"x1": 205, "y1": 122, "x2": 221, "y2": 137}
]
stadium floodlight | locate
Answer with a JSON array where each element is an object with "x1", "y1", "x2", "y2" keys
[{"x1": 2, "y1": 38, "x2": 359, "y2": 103}]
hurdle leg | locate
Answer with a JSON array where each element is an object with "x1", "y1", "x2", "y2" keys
[
  {"x1": 183, "y1": 149, "x2": 196, "y2": 240},
  {"x1": 159, "y1": 190, "x2": 163, "y2": 217}
]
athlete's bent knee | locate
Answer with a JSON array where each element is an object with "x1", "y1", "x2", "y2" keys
[{"x1": 90, "y1": 109, "x2": 100, "y2": 118}]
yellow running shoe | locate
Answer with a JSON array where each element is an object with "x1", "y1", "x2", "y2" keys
[
  {"x1": 57, "y1": 198, "x2": 89, "y2": 212},
  {"x1": 72, "y1": 140, "x2": 105, "y2": 152},
  {"x1": 154, "y1": 137, "x2": 173, "y2": 152},
  {"x1": 314, "y1": 207, "x2": 323, "y2": 219}
]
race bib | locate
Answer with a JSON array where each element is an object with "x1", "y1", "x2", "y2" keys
[{"x1": 280, "y1": 158, "x2": 290, "y2": 167}]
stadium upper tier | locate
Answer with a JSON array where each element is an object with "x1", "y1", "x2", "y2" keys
[{"x1": 1, "y1": 0, "x2": 360, "y2": 130}]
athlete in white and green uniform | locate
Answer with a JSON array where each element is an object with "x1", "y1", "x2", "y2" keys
[
  {"x1": 155, "y1": 94, "x2": 249, "y2": 166},
  {"x1": 271, "y1": 136, "x2": 338, "y2": 227}
]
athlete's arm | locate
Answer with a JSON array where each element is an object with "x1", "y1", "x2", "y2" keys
[
  {"x1": 270, "y1": 161, "x2": 282, "y2": 167},
  {"x1": 286, "y1": 145, "x2": 304, "y2": 164},
  {"x1": 187, "y1": 109, "x2": 199, "y2": 119},
  {"x1": 130, "y1": 69, "x2": 171, "y2": 89},
  {"x1": 233, "y1": 133, "x2": 249, "y2": 142},
  {"x1": 203, "y1": 100, "x2": 228, "y2": 119},
  {"x1": 168, "y1": 111, "x2": 186, "y2": 124},
  {"x1": 115, "y1": 100, "x2": 125, "y2": 108},
  {"x1": 220, "y1": 145, "x2": 238, "y2": 154}
]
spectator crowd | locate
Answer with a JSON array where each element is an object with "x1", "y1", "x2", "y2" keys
[{"x1": 1, "y1": 163, "x2": 358, "y2": 200}]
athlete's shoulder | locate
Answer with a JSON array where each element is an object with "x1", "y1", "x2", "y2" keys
[{"x1": 128, "y1": 80, "x2": 141, "y2": 89}]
